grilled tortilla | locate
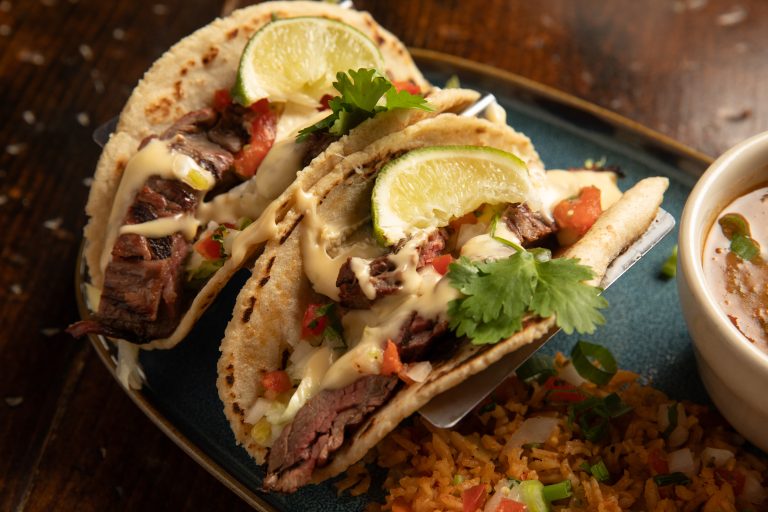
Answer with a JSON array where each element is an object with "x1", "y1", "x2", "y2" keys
[
  {"x1": 75, "y1": 0, "x2": 481, "y2": 350},
  {"x1": 217, "y1": 112, "x2": 668, "y2": 491}
]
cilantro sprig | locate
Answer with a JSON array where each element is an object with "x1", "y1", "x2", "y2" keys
[
  {"x1": 297, "y1": 68, "x2": 432, "y2": 142},
  {"x1": 446, "y1": 251, "x2": 608, "y2": 345}
]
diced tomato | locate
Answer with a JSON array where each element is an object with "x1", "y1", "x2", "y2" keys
[
  {"x1": 213, "y1": 89, "x2": 232, "y2": 112},
  {"x1": 390, "y1": 498, "x2": 412, "y2": 512},
  {"x1": 543, "y1": 376, "x2": 586, "y2": 403},
  {"x1": 496, "y1": 498, "x2": 526, "y2": 512},
  {"x1": 261, "y1": 370, "x2": 291, "y2": 393},
  {"x1": 648, "y1": 449, "x2": 669, "y2": 475},
  {"x1": 714, "y1": 468, "x2": 745, "y2": 495},
  {"x1": 381, "y1": 339, "x2": 403, "y2": 376},
  {"x1": 553, "y1": 186, "x2": 602, "y2": 246},
  {"x1": 301, "y1": 303, "x2": 328, "y2": 339},
  {"x1": 194, "y1": 235, "x2": 223, "y2": 260},
  {"x1": 392, "y1": 80, "x2": 421, "y2": 95},
  {"x1": 318, "y1": 94, "x2": 334, "y2": 111},
  {"x1": 462, "y1": 484, "x2": 488, "y2": 512},
  {"x1": 430, "y1": 254, "x2": 453, "y2": 276},
  {"x1": 232, "y1": 99, "x2": 277, "y2": 179}
]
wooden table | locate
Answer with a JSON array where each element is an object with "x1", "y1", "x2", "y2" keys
[{"x1": 1, "y1": 1, "x2": 765, "y2": 510}]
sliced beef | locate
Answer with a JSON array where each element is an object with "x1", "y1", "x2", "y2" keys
[
  {"x1": 391, "y1": 312, "x2": 451, "y2": 363},
  {"x1": 264, "y1": 374, "x2": 399, "y2": 493},
  {"x1": 207, "y1": 103, "x2": 253, "y2": 154},
  {"x1": 337, "y1": 256, "x2": 400, "y2": 309},
  {"x1": 502, "y1": 203, "x2": 556, "y2": 247},
  {"x1": 337, "y1": 229, "x2": 448, "y2": 310},
  {"x1": 300, "y1": 131, "x2": 339, "y2": 169}
]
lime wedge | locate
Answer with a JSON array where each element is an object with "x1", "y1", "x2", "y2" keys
[
  {"x1": 372, "y1": 146, "x2": 537, "y2": 245},
  {"x1": 233, "y1": 17, "x2": 385, "y2": 107}
]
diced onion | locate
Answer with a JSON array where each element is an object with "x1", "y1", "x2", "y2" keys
[
  {"x1": 668, "y1": 448, "x2": 696, "y2": 476},
  {"x1": 245, "y1": 397, "x2": 272, "y2": 425},
  {"x1": 403, "y1": 361, "x2": 432, "y2": 383},
  {"x1": 506, "y1": 417, "x2": 558, "y2": 448},
  {"x1": 456, "y1": 222, "x2": 487, "y2": 251},
  {"x1": 557, "y1": 360, "x2": 587, "y2": 386},
  {"x1": 701, "y1": 447, "x2": 734, "y2": 468},
  {"x1": 483, "y1": 480, "x2": 522, "y2": 512},
  {"x1": 742, "y1": 470, "x2": 768, "y2": 504}
]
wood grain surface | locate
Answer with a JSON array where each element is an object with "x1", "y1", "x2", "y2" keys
[{"x1": 0, "y1": 1, "x2": 765, "y2": 510}]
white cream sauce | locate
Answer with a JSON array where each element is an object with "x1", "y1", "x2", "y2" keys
[{"x1": 119, "y1": 214, "x2": 200, "y2": 240}]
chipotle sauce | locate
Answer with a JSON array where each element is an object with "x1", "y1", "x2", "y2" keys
[{"x1": 703, "y1": 185, "x2": 768, "y2": 354}]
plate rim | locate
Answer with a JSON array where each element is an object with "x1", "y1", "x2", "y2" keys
[{"x1": 79, "y1": 48, "x2": 712, "y2": 511}]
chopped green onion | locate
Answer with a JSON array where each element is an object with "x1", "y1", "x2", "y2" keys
[
  {"x1": 653, "y1": 472, "x2": 691, "y2": 487},
  {"x1": 479, "y1": 401, "x2": 497, "y2": 414},
  {"x1": 731, "y1": 233, "x2": 760, "y2": 261},
  {"x1": 590, "y1": 460, "x2": 610, "y2": 482},
  {"x1": 568, "y1": 393, "x2": 632, "y2": 442},
  {"x1": 518, "y1": 480, "x2": 549, "y2": 512},
  {"x1": 660, "y1": 245, "x2": 678, "y2": 279},
  {"x1": 662, "y1": 403, "x2": 678, "y2": 438},
  {"x1": 570, "y1": 340, "x2": 617, "y2": 386},
  {"x1": 522, "y1": 442, "x2": 542, "y2": 449},
  {"x1": 236, "y1": 217, "x2": 253, "y2": 230},
  {"x1": 516, "y1": 355, "x2": 556, "y2": 383},
  {"x1": 579, "y1": 462, "x2": 591, "y2": 472},
  {"x1": 452, "y1": 474, "x2": 464, "y2": 485},
  {"x1": 542, "y1": 480, "x2": 572, "y2": 502},
  {"x1": 444, "y1": 74, "x2": 461, "y2": 89}
]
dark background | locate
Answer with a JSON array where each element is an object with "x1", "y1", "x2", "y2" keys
[{"x1": 1, "y1": 0, "x2": 766, "y2": 510}]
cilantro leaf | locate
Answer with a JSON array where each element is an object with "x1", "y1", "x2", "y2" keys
[
  {"x1": 297, "y1": 68, "x2": 432, "y2": 142},
  {"x1": 446, "y1": 252, "x2": 608, "y2": 344}
]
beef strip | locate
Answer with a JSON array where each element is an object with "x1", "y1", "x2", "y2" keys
[
  {"x1": 337, "y1": 229, "x2": 448, "y2": 309},
  {"x1": 207, "y1": 103, "x2": 254, "y2": 154},
  {"x1": 68, "y1": 106, "x2": 253, "y2": 343},
  {"x1": 390, "y1": 312, "x2": 451, "y2": 363},
  {"x1": 502, "y1": 203, "x2": 556, "y2": 247},
  {"x1": 264, "y1": 374, "x2": 399, "y2": 493},
  {"x1": 300, "y1": 131, "x2": 339, "y2": 169}
]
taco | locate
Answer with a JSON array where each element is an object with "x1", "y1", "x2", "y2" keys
[
  {"x1": 68, "y1": 0, "x2": 481, "y2": 350},
  {"x1": 216, "y1": 113, "x2": 669, "y2": 492}
]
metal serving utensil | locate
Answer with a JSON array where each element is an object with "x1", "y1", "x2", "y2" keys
[{"x1": 419, "y1": 208, "x2": 675, "y2": 428}]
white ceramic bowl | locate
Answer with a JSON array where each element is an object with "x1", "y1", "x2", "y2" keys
[{"x1": 678, "y1": 131, "x2": 768, "y2": 452}]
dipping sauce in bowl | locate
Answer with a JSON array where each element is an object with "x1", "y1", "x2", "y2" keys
[{"x1": 702, "y1": 184, "x2": 768, "y2": 353}]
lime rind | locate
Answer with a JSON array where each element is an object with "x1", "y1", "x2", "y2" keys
[
  {"x1": 371, "y1": 146, "x2": 536, "y2": 246},
  {"x1": 232, "y1": 17, "x2": 385, "y2": 107}
]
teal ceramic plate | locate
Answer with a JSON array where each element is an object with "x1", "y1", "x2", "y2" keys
[{"x1": 79, "y1": 49, "x2": 715, "y2": 511}]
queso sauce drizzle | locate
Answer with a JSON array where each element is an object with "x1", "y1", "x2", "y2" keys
[{"x1": 703, "y1": 185, "x2": 768, "y2": 353}]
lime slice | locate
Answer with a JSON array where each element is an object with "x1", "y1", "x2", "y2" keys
[
  {"x1": 233, "y1": 17, "x2": 385, "y2": 107},
  {"x1": 372, "y1": 146, "x2": 537, "y2": 245}
]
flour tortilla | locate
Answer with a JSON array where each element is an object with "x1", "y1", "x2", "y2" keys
[
  {"x1": 217, "y1": 113, "x2": 668, "y2": 479},
  {"x1": 80, "y1": 0, "x2": 479, "y2": 349}
]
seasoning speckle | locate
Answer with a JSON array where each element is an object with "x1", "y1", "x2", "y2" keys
[
  {"x1": 79, "y1": 44, "x2": 94, "y2": 61},
  {"x1": 717, "y1": 106, "x2": 751, "y2": 122},
  {"x1": 41, "y1": 327, "x2": 61, "y2": 337},
  {"x1": 718, "y1": 6, "x2": 747, "y2": 26},
  {"x1": 82, "y1": 177, "x2": 94, "y2": 187},
  {"x1": 152, "y1": 3, "x2": 168, "y2": 15},
  {"x1": 44, "y1": 217, "x2": 63, "y2": 230},
  {"x1": 0, "y1": 1, "x2": 11, "y2": 12},
  {"x1": 76, "y1": 112, "x2": 90, "y2": 126},
  {"x1": 0, "y1": 195, "x2": 6, "y2": 206},
  {"x1": 6, "y1": 143, "x2": 27, "y2": 155},
  {"x1": 10, "y1": 284, "x2": 22, "y2": 295},
  {"x1": 22, "y1": 111, "x2": 36, "y2": 124},
  {"x1": 18, "y1": 49, "x2": 45, "y2": 65},
  {"x1": 4, "y1": 396, "x2": 23, "y2": 407},
  {"x1": 0, "y1": 24, "x2": 11, "y2": 36},
  {"x1": 112, "y1": 27, "x2": 125, "y2": 40}
]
